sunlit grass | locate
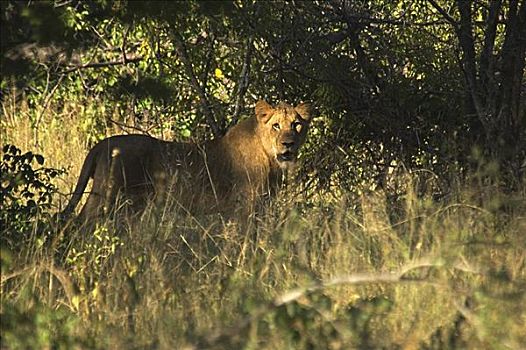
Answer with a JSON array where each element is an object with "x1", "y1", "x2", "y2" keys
[{"x1": 1, "y1": 95, "x2": 525, "y2": 349}]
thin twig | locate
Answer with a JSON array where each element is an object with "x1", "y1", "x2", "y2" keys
[
  {"x1": 427, "y1": 0, "x2": 458, "y2": 28},
  {"x1": 172, "y1": 31, "x2": 220, "y2": 137},
  {"x1": 107, "y1": 118, "x2": 154, "y2": 135},
  {"x1": 34, "y1": 73, "x2": 65, "y2": 147},
  {"x1": 60, "y1": 55, "x2": 143, "y2": 74},
  {"x1": 231, "y1": 35, "x2": 254, "y2": 126},
  {"x1": 0, "y1": 264, "x2": 79, "y2": 311},
  {"x1": 198, "y1": 257, "x2": 481, "y2": 348},
  {"x1": 121, "y1": 25, "x2": 131, "y2": 64}
]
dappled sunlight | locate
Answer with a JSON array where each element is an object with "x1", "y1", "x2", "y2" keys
[{"x1": 2, "y1": 0, "x2": 525, "y2": 348}]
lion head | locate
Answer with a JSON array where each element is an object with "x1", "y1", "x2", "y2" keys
[{"x1": 255, "y1": 100, "x2": 312, "y2": 169}]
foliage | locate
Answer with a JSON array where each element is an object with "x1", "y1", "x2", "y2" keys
[
  {"x1": 2, "y1": 0, "x2": 524, "y2": 187},
  {"x1": 1, "y1": 294, "x2": 88, "y2": 350},
  {"x1": 0, "y1": 144, "x2": 63, "y2": 249},
  {"x1": 1, "y1": 0, "x2": 525, "y2": 349}
]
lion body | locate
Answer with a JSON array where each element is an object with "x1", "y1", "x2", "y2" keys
[{"x1": 62, "y1": 101, "x2": 311, "y2": 220}]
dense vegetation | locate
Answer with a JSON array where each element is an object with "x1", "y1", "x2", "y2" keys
[{"x1": 1, "y1": 0, "x2": 525, "y2": 349}]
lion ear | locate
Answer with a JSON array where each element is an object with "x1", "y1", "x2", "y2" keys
[
  {"x1": 255, "y1": 100, "x2": 273, "y2": 123},
  {"x1": 295, "y1": 103, "x2": 312, "y2": 122}
]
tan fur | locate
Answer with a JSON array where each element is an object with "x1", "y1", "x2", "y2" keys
[{"x1": 62, "y1": 100, "x2": 312, "y2": 221}]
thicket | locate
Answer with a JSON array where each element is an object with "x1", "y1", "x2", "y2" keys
[{"x1": 1, "y1": 0, "x2": 525, "y2": 349}]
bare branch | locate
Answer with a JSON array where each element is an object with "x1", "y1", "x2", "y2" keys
[
  {"x1": 34, "y1": 73, "x2": 65, "y2": 147},
  {"x1": 121, "y1": 25, "x2": 131, "y2": 64},
  {"x1": 456, "y1": 0, "x2": 487, "y2": 127},
  {"x1": 59, "y1": 55, "x2": 143, "y2": 74},
  {"x1": 231, "y1": 35, "x2": 254, "y2": 126},
  {"x1": 479, "y1": 0, "x2": 502, "y2": 98},
  {"x1": 200, "y1": 32, "x2": 215, "y2": 93},
  {"x1": 496, "y1": 0, "x2": 526, "y2": 138},
  {"x1": 427, "y1": 0, "x2": 458, "y2": 28},
  {"x1": 173, "y1": 32, "x2": 220, "y2": 137},
  {"x1": 197, "y1": 257, "x2": 484, "y2": 349}
]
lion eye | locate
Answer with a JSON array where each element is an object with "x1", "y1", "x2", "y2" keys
[
  {"x1": 292, "y1": 121, "x2": 302, "y2": 133},
  {"x1": 272, "y1": 123, "x2": 281, "y2": 131}
]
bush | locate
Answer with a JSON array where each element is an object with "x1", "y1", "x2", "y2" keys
[{"x1": 0, "y1": 144, "x2": 64, "y2": 249}]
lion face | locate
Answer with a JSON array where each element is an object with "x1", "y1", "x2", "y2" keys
[{"x1": 255, "y1": 101, "x2": 312, "y2": 169}]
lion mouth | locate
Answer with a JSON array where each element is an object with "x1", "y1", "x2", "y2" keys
[{"x1": 277, "y1": 151, "x2": 296, "y2": 162}]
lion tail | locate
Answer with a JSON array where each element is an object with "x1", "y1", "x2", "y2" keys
[{"x1": 61, "y1": 144, "x2": 100, "y2": 217}]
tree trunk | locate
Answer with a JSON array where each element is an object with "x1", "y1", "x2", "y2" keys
[
  {"x1": 454, "y1": 0, "x2": 526, "y2": 175},
  {"x1": 495, "y1": 0, "x2": 526, "y2": 155}
]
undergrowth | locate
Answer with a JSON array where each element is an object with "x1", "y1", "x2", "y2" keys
[
  {"x1": 2, "y1": 172, "x2": 525, "y2": 349},
  {"x1": 1, "y1": 96, "x2": 525, "y2": 349}
]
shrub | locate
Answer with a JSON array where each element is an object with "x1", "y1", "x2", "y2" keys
[{"x1": 0, "y1": 144, "x2": 64, "y2": 249}]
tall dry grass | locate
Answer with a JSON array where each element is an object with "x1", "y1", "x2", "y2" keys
[{"x1": 1, "y1": 94, "x2": 525, "y2": 349}]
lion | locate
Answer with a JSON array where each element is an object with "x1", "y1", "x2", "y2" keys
[{"x1": 61, "y1": 100, "x2": 312, "y2": 222}]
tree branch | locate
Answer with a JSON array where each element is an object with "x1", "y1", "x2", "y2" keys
[
  {"x1": 121, "y1": 25, "x2": 131, "y2": 64},
  {"x1": 479, "y1": 0, "x2": 502, "y2": 117},
  {"x1": 427, "y1": 0, "x2": 482, "y2": 122},
  {"x1": 496, "y1": 0, "x2": 526, "y2": 140},
  {"x1": 427, "y1": 0, "x2": 458, "y2": 28},
  {"x1": 200, "y1": 32, "x2": 215, "y2": 95},
  {"x1": 173, "y1": 32, "x2": 220, "y2": 137},
  {"x1": 59, "y1": 55, "x2": 143, "y2": 74},
  {"x1": 230, "y1": 35, "x2": 254, "y2": 126},
  {"x1": 197, "y1": 257, "x2": 484, "y2": 349},
  {"x1": 34, "y1": 73, "x2": 65, "y2": 147},
  {"x1": 457, "y1": 0, "x2": 486, "y2": 127}
]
